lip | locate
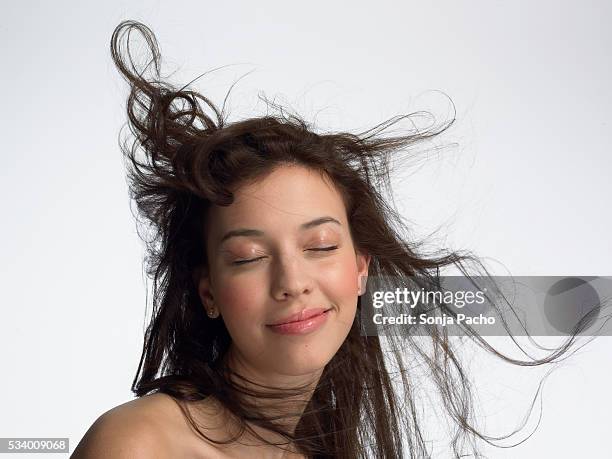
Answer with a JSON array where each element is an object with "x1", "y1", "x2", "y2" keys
[{"x1": 266, "y1": 307, "x2": 332, "y2": 335}]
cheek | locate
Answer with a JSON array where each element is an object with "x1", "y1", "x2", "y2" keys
[
  {"x1": 213, "y1": 275, "x2": 265, "y2": 324},
  {"x1": 318, "y1": 254, "x2": 360, "y2": 304}
]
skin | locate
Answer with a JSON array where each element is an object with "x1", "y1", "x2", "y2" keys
[
  {"x1": 72, "y1": 164, "x2": 370, "y2": 458},
  {"x1": 200, "y1": 164, "x2": 369, "y2": 381}
]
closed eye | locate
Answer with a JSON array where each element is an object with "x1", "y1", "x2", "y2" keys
[
  {"x1": 232, "y1": 257, "x2": 265, "y2": 265},
  {"x1": 308, "y1": 246, "x2": 338, "y2": 252}
]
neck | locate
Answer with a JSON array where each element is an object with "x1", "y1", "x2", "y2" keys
[{"x1": 221, "y1": 346, "x2": 323, "y2": 437}]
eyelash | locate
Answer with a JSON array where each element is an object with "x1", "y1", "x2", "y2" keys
[{"x1": 232, "y1": 246, "x2": 339, "y2": 265}]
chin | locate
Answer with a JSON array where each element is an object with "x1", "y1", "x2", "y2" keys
[{"x1": 272, "y1": 342, "x2": 342, "y2": 377}]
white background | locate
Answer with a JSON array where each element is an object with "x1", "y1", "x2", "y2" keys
[{"x1": 1, "y1": 1, "x2": 610, "y2": 457}]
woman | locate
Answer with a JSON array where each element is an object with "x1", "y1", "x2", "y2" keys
[{"x1": 72, "y1": 20, "x2": 587, "y2": 458}]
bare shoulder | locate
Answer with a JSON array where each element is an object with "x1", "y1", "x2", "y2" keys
[{"x1": 71, "y1": 393, "x2": 221, "y2": 458}]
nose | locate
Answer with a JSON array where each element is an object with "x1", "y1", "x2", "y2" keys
[{"x1": 270, "y1": 252, "x2": 314, "y2": 301}]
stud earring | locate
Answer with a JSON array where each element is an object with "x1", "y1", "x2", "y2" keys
[{"x1": 206, "y1": 303, "x2": 219, "y2": 319}]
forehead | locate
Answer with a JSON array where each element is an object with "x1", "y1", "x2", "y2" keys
[{"x1": 207, "y1": 165, "x2": 348, "y2": 236}]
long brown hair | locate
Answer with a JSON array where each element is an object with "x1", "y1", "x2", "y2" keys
[{"x1": 109, "y1": 19, "x2": 593, "y2": 458}]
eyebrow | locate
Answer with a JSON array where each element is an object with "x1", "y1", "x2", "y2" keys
[{"x1": 219, "y1": 216, "x2": 342, "y2": 245}]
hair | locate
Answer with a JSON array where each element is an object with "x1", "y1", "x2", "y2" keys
[{"x1": 109, "y1": 19, "x2": 598, "y2": 458}]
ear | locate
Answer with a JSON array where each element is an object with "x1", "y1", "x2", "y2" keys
[
  {"x1": 193, "y1": 266, "x2": 215, "y2": 309},
  {"x1": 355, "y1": 250, "x2": 371, "y2": 296}
]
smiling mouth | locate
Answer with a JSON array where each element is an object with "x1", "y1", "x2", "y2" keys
[
  {"x1": 267, "y1": 307, "x2": 333, "y2": 326},
  {"x1": 265, "y1": 307, "x2": 333, "y2": 335}
]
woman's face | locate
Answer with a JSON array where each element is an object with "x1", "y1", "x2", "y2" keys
[{"x1": 198, "y1": 164, "x2": 370, "y2": 378}]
